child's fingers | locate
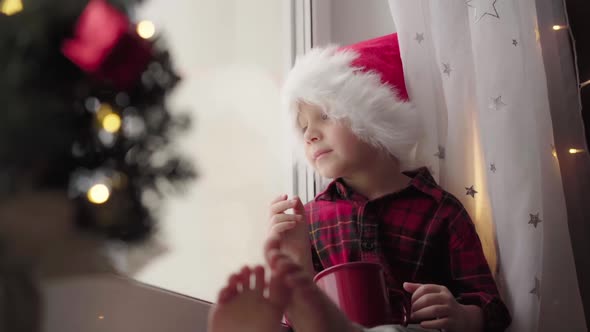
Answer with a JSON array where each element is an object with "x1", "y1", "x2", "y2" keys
[
  {"x1": 403, "y1": 282, "x2": 422, "y2": 293},
  {"x1": 269, "y1": 213, "x2": 303, "y2": 226},
  {"x1": 419, "y1": 317, "x2": 450, "y2": 330},
  {"x1": 292, "y1": 197, "x2": 305, "y2": 214},
  {"x1": 410, "y1": 284, "x2": 443, "y2": 305},
  {"x1": 410, "y1": 304, "x2": 448, "y2": 322},
  {"x1": 411, "y1": 293, "x2": 445, "y2": 312},
  {"x1": 269, "y1": 221, "x2": 296, "y2": 234},
  {"x1": 269, "y1": 198, "x2": 299, "y2": 215},
  {"x1": 270, "y1": 194, "x2": 288, "y2": 205}
]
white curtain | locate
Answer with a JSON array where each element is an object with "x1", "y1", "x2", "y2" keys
[{"x1": 387, "y1": 1, "x2": 586, "y2": 331}]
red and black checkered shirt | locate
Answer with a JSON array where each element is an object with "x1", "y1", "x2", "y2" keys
[{"x1": 306, "y1": 167, "x2": 511, "y2": 332}]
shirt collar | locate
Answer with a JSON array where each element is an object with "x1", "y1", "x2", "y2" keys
[
  {"x1": 315, "y1": 167, "x2": 443, "y2": 203},
  {"x1": 402, "y1": 167, "x2": 443, "y2": 203}
]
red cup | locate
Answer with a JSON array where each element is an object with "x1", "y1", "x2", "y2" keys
[{"x1": 312, "y1": 262, "x2": 409, "y2": 328}]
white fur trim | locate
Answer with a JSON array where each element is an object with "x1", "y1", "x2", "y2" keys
[{"x1": 282, "y1": 46, "x2": 422, "y2": 169}]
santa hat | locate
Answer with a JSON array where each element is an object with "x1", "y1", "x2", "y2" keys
[{"x1": 282, "y1": 33, "x2": 421, "y2": 167}]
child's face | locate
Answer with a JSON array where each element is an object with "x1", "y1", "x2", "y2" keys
[{"x1": 296, "y1": 103, "x2": 378, "y2": 179}]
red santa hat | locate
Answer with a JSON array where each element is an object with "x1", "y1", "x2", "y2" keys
[{"x1": 282, "y1": 33, "x2": 421, "y2": 167}]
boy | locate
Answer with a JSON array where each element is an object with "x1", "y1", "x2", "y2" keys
[{"x1": 267, "y1": 34, "x2": 511, "y2": 332}]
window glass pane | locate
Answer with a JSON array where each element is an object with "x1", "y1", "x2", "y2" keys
[{"x1": 126, "y1": 0, "x2": 292, "y2": 302}]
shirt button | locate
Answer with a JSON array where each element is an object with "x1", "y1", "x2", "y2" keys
[{"x1": 361, "y1": 241, "x2": 375, "y2": 251}]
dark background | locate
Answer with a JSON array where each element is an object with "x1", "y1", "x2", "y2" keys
[{"x1": 565, "y1": 0, "x2": 589, "y2": 147}]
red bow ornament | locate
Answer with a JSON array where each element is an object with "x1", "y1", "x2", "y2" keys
[{"x1": 62, "y1": 0, "x2": 152, "y2": 90}]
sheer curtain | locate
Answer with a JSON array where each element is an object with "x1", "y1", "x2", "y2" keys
[{"x1": 387, "y1": 1, "x2": 586, "y2": 331}]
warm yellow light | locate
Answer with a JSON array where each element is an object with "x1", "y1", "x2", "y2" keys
[
  {"x1": 553, "y1": 25, "x2": 566, "y2": 31},
  {"x1": 569, "y1": 148, "x2": 584, "y2": 154},
  {"x1": 552, "y1": 148, "x2": 558, "y2": 158},
  {"x1": 97, "y1": 103, "x2": 114, "y2": 121},
  {"x1": 98, "y1": 315, "x2": 104, "y2": 320},
  {"x1": 0, "y1": 0, "x2": 23, "y2": 16},
  {"x1": 87, "y1": 184, "x2": 110, "y2": 204},
  {"x1": 102, "y1": 113, "x2": 122, "y2": 133},
  {"x1": 137, "y1": 20, "x2": 156, "y2": 39}
]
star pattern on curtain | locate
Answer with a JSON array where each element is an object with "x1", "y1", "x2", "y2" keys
[
  {"x1": 466, "y1": 0, "x2": 500, "y2": 23},
  {"x1": 465, "y1": 185, "x2": 478, "y2": 198},
  {"x1": 392, "y1": 1, "x2": 586, "y2": 329},
  {"x1": 489, "y1": 95, "x2": 507, "y2": 111},
  {"x1": 528, "y1": 213, "x2": 542, "y2": 228},
  {"x1": 442, "y1": 62, "x2": 452, "y2": 76},
  {"x1": 415, "y1": 32, "x2": 424, "y2": 44}
]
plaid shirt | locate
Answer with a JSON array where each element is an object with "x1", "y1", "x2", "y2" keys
[{"x1": 306, "y1": 168, "x2": 511, "y2": 332}]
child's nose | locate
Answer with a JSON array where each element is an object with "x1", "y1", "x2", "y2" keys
[{"x1": 304, "y1": 129, "x2": 320, "y2": 143}]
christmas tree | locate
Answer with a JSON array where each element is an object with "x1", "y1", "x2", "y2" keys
[{"x1": 0, "y1": 0, "x2": 195, "y2": 243}]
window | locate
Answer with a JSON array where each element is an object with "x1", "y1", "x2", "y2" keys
[{"x1": 124, "y1": 0, "x2": 299, "y2": 302}]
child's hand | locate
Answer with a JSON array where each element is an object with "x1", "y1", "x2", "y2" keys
[
  {"x1": 403, "y1": 282, "x2": 483, "y2": 332},
  {"x1": 267, "y1": 195, "x2": 311, "y2": 270}
]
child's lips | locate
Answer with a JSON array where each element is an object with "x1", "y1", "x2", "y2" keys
[{"x1": 313, "y1": 149, "x2": 332, "y2": 160}]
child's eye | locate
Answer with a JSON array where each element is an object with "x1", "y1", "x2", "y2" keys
[{"x1": 321, "y1": 113, "x2": 328, "y2": 120}]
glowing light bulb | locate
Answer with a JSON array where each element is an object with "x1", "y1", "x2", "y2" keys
[
  {"x1": 97, "y1": 103, "x2": 114, "y2": 121},
  {"x1": 552, "y1": 25, "x2": 566, "y2": 31},
  {"x1": 0, "y1": 0, "x2": 23, "y2": 16},
  {"x1": 102, "y1": 113, "x2": 122, "y2": 133},
  {"x1": 137, "y1": 20, "x2": 156, "y2": 39},
  {"x1": 569, "y1": 148, "x2": 584, "y2": 154},
  {"x1": 87, "y1": 184, "x2": 110, "y2": 204}
]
